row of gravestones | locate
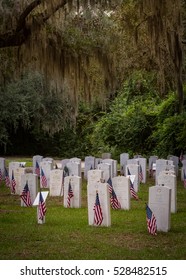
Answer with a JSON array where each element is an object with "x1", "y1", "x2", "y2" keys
[{"x1": 0, "y1": 153, "x2": 181, "y2": 232}]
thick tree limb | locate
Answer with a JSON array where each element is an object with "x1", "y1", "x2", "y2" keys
[{"x1": 0, "y1": 0, "x2": 67, "y2": 49}]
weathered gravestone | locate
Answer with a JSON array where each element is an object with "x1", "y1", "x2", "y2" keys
[
  {"x1": 181, "y1": 160, "x2": 186, "y2": 180},
  {"x1": 20, "y1": 173, "x2": 38, "y2": 206},
  {"x1": 40, "y1": 161, "x2": 52, "y2": 188},
  {"x1": 84, "y1": 156, "x2": 95, "y2": 180},
  {"x1": 8, "y1": 161, "x2": 21, "y2": 179},
  {"x1": 63, "y1": 175, "x2": 81, "y2": 208},
  {"x1": 148, "y1": 156, "x2": 158, "y2": 177},
  {"x1": 0, "y1": 157, "x2": 5, "y2": 179},
  {"x1": 87, "y1": 181, "x2": 111, "y2": 226},
  {"x1": 13, "y1": 167, "x2": 26, "y2": 195},
  {"x1": 112, "y1": 176, "x2": 130, "y2": 210},
  {"x1": 49, "y1": 169, "x2": 63, "y2": 196},
  {"x1": 102, "y1": 153, "x2": 111, "y2": 159},
  {"x1": 87, "y1": 169, "x2": 104, "y2": 185},
  {"x1": 97, "y1": 162, "x2": 111, "y2": 183},
  {"x1": 66, "y1": 161, "x2": 81, "y2": 177},
  {"x1": 102, "y1": 159, "x2": 115, "y2": 178},
  {"x1": 61, "y1": 159, "x2": 70, "y2": 170},
  {"x1": 95, "y1": 158, "x2": 102, "y2": 168},
  {"x1": 168, "y1": 155, "x2": 179, "y2": 176},
  {"x1": 126, "y1": 164, "x2": 139, "y2": 193},
  {"x1": 120, "y1": 153, "x2": 129, "y2": 175},
  {"x1": 149, "y1": 185, "x2": 171, "y2": 232},
  {"x1": 158, "y1": 171, "x2": 177, "y2": 213},
  {"x1": 155, "y1": 159, "x2": 175, "y2": 184}
]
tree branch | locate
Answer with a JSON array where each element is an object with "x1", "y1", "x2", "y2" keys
[{"x1": 0, "y1": 0, "x2": 67, "y2": 49}]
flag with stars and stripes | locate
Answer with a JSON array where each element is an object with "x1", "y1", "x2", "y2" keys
[
  {"x1": 129, "y1": 178, "x2": 139, "y2": 200},
  {"x1": 35, "y1": 161, "x2": 40, "y2": 176},
  {"x1": 41, "y1": 168, "x2": 47, "y2": 188},
  {"x1": 67, "y1": 180, "x2": 74, "y2": 207},
  {"x1": 20, "y1": 181, "x2": 32, "y2": 206},
  {"x1": 11, "y1": 170, "x2": 16, "y2": 194},
  {"x1": 93, "y1": 192, "x2": 103, "y2": 226},
  {"x1": 38, "y1": 192, "x2": 47, "y2": 220},
  {"x1": 146, "y1": 204, "x2": 157, "y2": 235},
  {"x1": 4, "y1": 167, "x2": 10, "y2": 188},
  {"x1": 107, "y1": 177, "x2": 121, "y2": 209}
]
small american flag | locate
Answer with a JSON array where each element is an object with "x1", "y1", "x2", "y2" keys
[
  {"x1": 129, "y1": 178, "x2": 139, "y2": 200},
  {"x1": 35, "y1": 161, "x2": 40, "y2": 176},
  {"x1": 0, "y1": 168, "x2": 2, "y2": 184},
  {"x1": 11, "y1": 170, "x2": 16, "y2": 194},
  {"x1": 20, "y1": 181, "x2": 32, "y2": 206},
  {"x1": 4, "y1": 167, "x2": 10, "y2": 188},
  {"x1": 41, "y1": 168, "x2": 47, "y2": 188},
  {"x1": 38, "y1": 192, "x2": 47, "y2": 220},
  {"x1": 146, "y1": 204, "x2": 157, "y2": 235},
  {"x1": 93, "y1": 192, "x2": 103, "y2": 226},
  {"x1": 183, "y1": 170, "x2": 186, "y2": 188},
  {"x1": 139, "y1": 165, "x2": 143, "y2": 182},
  {"x1": 67, "y1": 180, "x2": 74, "y2": 207},
  {"x1": 107, "y1": 177, "x2": 121, "y2": 209}
]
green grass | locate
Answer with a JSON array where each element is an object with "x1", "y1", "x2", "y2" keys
[{"x1": 0, "y1": 160, "x2": 186, "y2": 260}]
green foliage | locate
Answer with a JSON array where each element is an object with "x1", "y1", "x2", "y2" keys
[
  {"x1": 89, "y1": 71, "x2": 186, "y2": 158},
  {"x1": 0, "y1": 71, "x2": 73, "y2": 154},
  {"x1": 90, "y1": 71, "x2": 160, "y2": 158}
]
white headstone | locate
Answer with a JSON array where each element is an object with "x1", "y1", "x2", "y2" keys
[
  {"x1": 113, "y1": 160, "x2": 118, "y2": 177},
  {"x1": 138, "y1": 158, "x2": 147, "y2": 183},
  {"x1": 63, "y1": 176, "x2": 81, "y2": 208},
  {"x1": 40, "y1": 161, "x2": 52, "y2": 188},
  {"x1": 120, "y1": 153, "x2": 129, "y2": 175},
  {"x1": 0, "y1": 157, "x2": 5, "y2": 179},
  {"x1": 126, "y1": 164, "x2": 139, "y2": 192},
  {"x1": 66, "y1": 161, "x2": 81, "y2": 177},
  {"x1": 49, "y1": 169, "x2": 63, "y2": 196},
  {"x1": 87, "y1": 181, "x2": 111, "y2": 226},
  {"x1": 95, "y1": 158, "x2": 102, "y2": 168},
  {"x1": 97, "y1": 163, "x2": 111, "y2": 182},
  {"x1": 102, "y1": 153, "x2": 111, "y2": 159},
  {"x1": 20, "y1": 173, "x2": 38, "y2": 206},
  {"x1": 155, "y1": 159, "x2": 169, "y2": 184},
  {"x1": 87, "y1": 169, "x2": 104, "y2": 185},
  {"x1": 61, "y1": 159, "x2": 70, "y2": 170},
  {"x1": 9, "y1": 161, "x2": 21, "y2": 179},
  {"x1": 84, "y1": 156, "x2": 95, "y2": 179},
  {"x1": 13, "y1": 167, "x2": 26, "y2": 195},
  {"x1": 102, "y1": 159, "x2": 115, "y2": 178},
  {"x1": 148, "y1": 156, "x2": 158, "y2": 177},
  {"x1": 158, "y1": 171, "x2": 177, "y2": 213},
  {"x1": 112, "y1": 176, "x2": 130, "y2": 210},
  {"x1": 168, "y1": 156, "x2": 179, "y2": 176},
  {"x1": 149, "y1": 185, "x2": 171, "y2": 232}
]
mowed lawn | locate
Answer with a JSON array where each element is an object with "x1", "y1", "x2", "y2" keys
[{"x1": 0, "y1": 161, "x2": 186, "y2": 260}]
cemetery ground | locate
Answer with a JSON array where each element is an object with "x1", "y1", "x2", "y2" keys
[{"x1": 0, "y1": 158, "x2": 186, "y2": 260}]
